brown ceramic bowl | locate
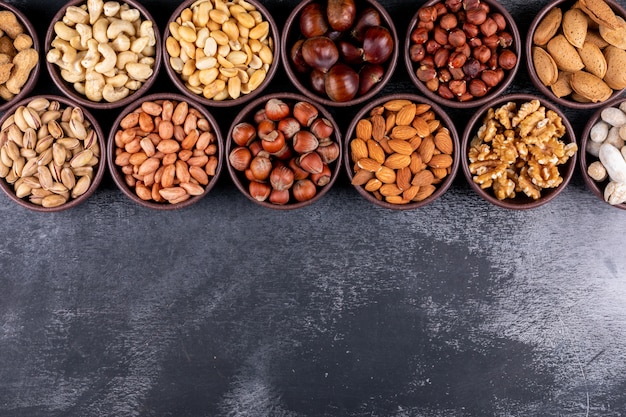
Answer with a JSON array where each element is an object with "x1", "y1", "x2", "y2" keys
[
  {"x1": 579, "y1": 96, "x2": 626, "y2": 209},
  {"x1": 163, "y1": 0, "x2": 280, "y2": 108},
  {"x1": 281, "y1": 0, "x2": 399, "y2": 108},
  {"x1": 0, "y1": 1, "x2": 41, "y2": 113},
  {"x1": 526, "y1": 0, "x2": 626, "y2": 109},
  {"x1": 226, "y1": 92, "x2": 342, "y2": 209},
  {"x1": 344, "y1": 93, "x2": 460, "y2": 210},
  {"x1": 404, "y1": 0, "x2": 521, "y2": 109},
  {"x1": 45, "y1": 0, "x2": 161, "y2": 110},
  {"x1": 461, "y1": 93, "x2": 577, "y2": 209},
  {"x1": 0, "y1": 95, "x2": 106, "y2": 212},
  {"x1": 107, "y1": 93, "x2": 223, "y2": 210}
]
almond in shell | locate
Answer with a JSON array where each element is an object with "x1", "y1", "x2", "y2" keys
[
  {"x1": 533, "y1": 46, "x2": 559, "y2": 86},
  {"x1": 533, "y1": 7, "x2": 562, "y2": 46},
  {"x1": 563, "y1": 8, "x2": 588, "y2": 48},
  {"x1": 585, "y1": 30, "x2": 610, "y2": 48},
  {"x1": 570, "y1": 70, "x2": 613, "y2": 102},
  {"x1": 578, "y1": 41, "x2": 607, "y2": 78},
  {"x1": 579, "y1": 0, "x2": 622, "y2": 30},
  {"x1": 599, "y1": 16, "x2": 626, "y2": 49},
  {"x1": 603, "y1": 45, "x2": 626, "y2": 90},
  {"x1": 550, "y1": 71, "x2": 573, "y2": 97},
  {"x1": 547, "y1": 35, "x2": 585, "y2": 72}
]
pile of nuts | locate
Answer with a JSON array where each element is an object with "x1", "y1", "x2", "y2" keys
[
  {"x1": 166, "y1": 0, "x2": 273, "y2": 101},
  {"x1": 348, "y1": 98, "x2": 455, "y2": 205},
  {"x1": 0, "y1": 97, "x2": 100, "y2": 208},
  {"x1": 46, "y1": 0, "x2": 157, "y2": 103},
  {"x1": 112, "y1": 99, "x2": 219, "y2": 204},
  {"x1": 229, "y1": 98, "x2": 340, "y2": 205},
  {"x1": 288, "y1": 0, "x2": 395, "y2": 102},
  {"x1": 585, "y1": 100, "x2": 626, "y2": 205},
  {"x1": 468, "y1": 99, "x2": 577, "y2": 200},
  {"x1": 0, "y1": 10, "x2": 39, "y2": 101},
  {"x1": 409, "y1": 0, "x2": 517, "y2": 102},
  {"x1": 531, "y1": 0, "x2": 626, "y2": 103}
]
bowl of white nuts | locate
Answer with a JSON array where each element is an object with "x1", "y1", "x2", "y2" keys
[
  {"x1": 581, "y1": 97, "x2": 626, "y2": 209},
  {"x1": 162, "y1": 0, "x2": 280, "y2": 107},
  {"x1": 44, "y1": 0, "x2": 161, "y2": 109}
]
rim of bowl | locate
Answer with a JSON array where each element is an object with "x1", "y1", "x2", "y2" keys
[
  {"x1": 226, "y1": 92, "x2": 343, "y2": 210},
  {"x1": 579, "y1": 95, "x2": 626, "y2": 209},
  {"x1": 0, "y1": 94, "x2": 107, "y2": 212},
  {"x1": 162, "y1": 0, "x2": 280, "y2": 108},
  {"x1": 280, "y1": 0, "x2": 399, "y2": 108},
  {"x1": 44, "y1": 0, "x2": 162, "y2": 110},
  {"x1": 343, "y1": 93, "x2": 460, "y2": 210},
  {"x1": 404, "y1": 0, "x2": 521, "y2": 110},
  {"x1": 525, "y1": 0, "x2": 626, "y2": 110},
  {"x1": 0, "y1": 2, "x2": 41, "y2": 113},
  {"x1": 461, "y1": 93, "x2": 577, "y2": 209},
  {"x1": 106, "y1": 92, "x2": 224, "y2": 210}
]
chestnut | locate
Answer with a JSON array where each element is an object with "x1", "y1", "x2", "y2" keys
[
  {"x1": 351, "y1": 7, "x2": 381, "y2": 42},
  {"x1": 327, "y1": 0, "x2": 356, "y2": 32},
  {"x1": 325, "y1": 63, "x2": 359, "y2": 102},
  {"x1": 362, "y1": 26, "x2": 393, "y2": 64},
  {"x1": 290, "y1": 40, "x2": 310, "y2": 73},
  {"x1": 300, "y1": 3, "x2": 329, "y2": 38},
  {"x1": 338, "y1": 40, "x2": 364, "y2": 65},
  {"x1": 358, "y1": 63, "x2": 384, "y2": 95},
  {"x1": 310, "y1": 69, "x2": 327, "y2": 95},
  {"x1": 302, "y1": 36, "x2": 339, "y2": 73}
]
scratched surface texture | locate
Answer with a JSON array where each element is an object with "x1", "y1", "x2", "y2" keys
[{"x1": 1, "y1": 0, "x2": 626, "y2": 416}]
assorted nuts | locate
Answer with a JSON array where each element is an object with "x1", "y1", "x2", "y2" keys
[
  {"x1": 0, "y1": 10, "x2": 39, "y2": 102},
  {"x1": 0, "y1": 97, "x2": 101, "y2": 208},
  {"x1": 288, "y1": 0, "x2": 395, "y2": 102},
  {"x1": 409, "y1": 0, "x2": 518, "y2": 103},
  {"x1": 112, "y1": 98, "x2": 219, "y2": 204},
  {"x1": 468, "y1": 99, "x2": 577, "y2": 200},
  {"x1": 229, "y1": 98, "x2": 340, "y2": 205},
  {"x1": 166, "y1": 0, "x2": 274, "y2": 101},
  {"x1": 348, "y1": 98, "x2": 455, "y2": 205},
  {"x1": 531, "y1": 0, "x2": 626, "y2": 103},
  {"x1": 585, "y1": 100, "x2": 626, "y2": 205},
  {"x1": 46, "y1": 0, "x2": 157, "y2": 103}
]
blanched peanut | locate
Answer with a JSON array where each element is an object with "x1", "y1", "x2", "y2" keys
[{"x1": 46, "y1": 0, "x2": 157, "y2": 103}]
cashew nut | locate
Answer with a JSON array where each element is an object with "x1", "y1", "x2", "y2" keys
[
  {"x1": 54, "y1": 21, "x2": 79, "y2": 42},
  {"x1": 139, "y1": 21, "x2": 156, "y2": 46},
  {"x1": 120, "y1": 9, "x2": 140, "y2": 23},
  {"x1": 65, "y1": 6, "x2": 89, "y2": 24},
  {"x1": 92, "y1": 18, "x2": 109, "y2": 44},
  {"x1": 75, "y1": 23, "x2": 93, "y2": 49},
  {"x1": 116, "y1": 50, "x2": 137, "y2": 69},
  {"x1": 125, "y1": 62, "x2": 152, "y2": 81},
  {"x1": 110, "y1": 34, "x2": 131, "y2": 52},
  {"x1": 84, "y1": 69, "x2": 105, "y2": 101},
  {"x1": 87, "y1": 0, "x2": 104, "y2": 24},
  {"x1": 50, "y1": 38, "x2": 77, "y2": 64},
  {"x1": 105, "y1": 73, "x2": 128, "y2": 87},
  {"x1": 94, "y1": 43, "x2": 116, "y2": 73},
  {"x1": 130, "y1": 36, "x2": 149, "y2": 54},
  {"x1": 103, "y1": 1, "x2": 120, "y2": 17},
  {"x1": 106, "y1": 18, "x2": 135, "y2": 39},
  {"x1": 80, "y1": 39, "x2": 100, "y2": 69},
  {"x1": 102, "y1": 83, "x2": 129, "y2": 102}
]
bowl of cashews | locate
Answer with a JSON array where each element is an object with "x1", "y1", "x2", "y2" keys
[{"x1": 44, "y1": 0, "x2": 162, "y2": 109}]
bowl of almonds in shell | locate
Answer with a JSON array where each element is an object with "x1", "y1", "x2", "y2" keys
[
  {"x1": 461, "y1": 93, "x2": 578, "y2": 209},
  {"x1": 0, "y1": 95, "x2": 106, "y2": 211},
  {"x1": 344, "y1": 93, "x2": 459, "y2": 209},
  {"x1": 526, "y1": 0, "x2": 626, "y2": 109}
]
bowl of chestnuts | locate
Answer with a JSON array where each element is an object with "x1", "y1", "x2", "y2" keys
[
  {"x1": 344, "y1": 94, "x2": 460, "y2": 209},
  {"x1": 226, "y1": 92, "x2": 342, "y2": 208},
  {"x1": 405, "y1": 0, "x2": 521, "y2": 108},
  {"x1": 526, "y1": 0, "x2": 626, "y2": 109},
  {"x1": 281, "y1": 0, "x2": 398, "y2": 107},
  {"x1": 461, "y1": 93, "x2": 578, "y2": 209}
]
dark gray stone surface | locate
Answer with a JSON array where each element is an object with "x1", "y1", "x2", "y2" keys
[{"x1": 2, "y1": 0, "x2": 626, "y2": 416}]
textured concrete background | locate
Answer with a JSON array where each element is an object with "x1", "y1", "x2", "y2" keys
[{"x1": 1, "y1": 0, "x2": 626, "y2": 416}]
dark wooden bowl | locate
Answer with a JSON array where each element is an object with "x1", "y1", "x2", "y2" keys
[
  {"x1": 106, "y1": 93, "x2": 223, "y2": 210},
  {"x1": 281, "y1": 0, "x2": 399, "y2": 108},
  {"x1": 0, "y1": 95, "x2": 106, "y2": 212},
  {"x1": 404, "y1": 0, "x2": 521, "y2": 109},
  {"x1": 525, "y1": 0, "x2": 626, "y2": 110},
  {"x1": 343, "y1": 93, "x2": 460, "y2": 210},
  {"x1": 162, "y1": 0, "x2": 280, "y2": 108},
  {"x1": 44, "y1": 0, "x2": 161, "y2": 110},
  {"x1": 461, "y1": 93, "x2": 577, "y2": 209},
  {"x1": 0, "y1": 1, "x2": 41, "y2": 113},
  {"x1": 226, "y1": 92, "x2": 342, "y2": 209}
]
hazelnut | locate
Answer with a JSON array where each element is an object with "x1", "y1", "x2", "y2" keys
[
  {"x1": 434, "y1": 48, "x2": 451, "y2": 68},
  {"x1": 425, "y1": 39, "x2": 442, "y2": 55},
  {"x1": 292, "y1": 179, "x2": 317, "y2": 202},
  {"x1": 316, "y1": 142, "x2": 340, "y2": 164},
  {"x1": 498, "y1": 49, "x2": 517, "y2": 70},
  {"x1": 482, "y1": 34, "x2": 499, "y2": 50},
  {"x1": 418, "y1": 6, "x2": 438, "y2": 22},
  {"x1": 472, "y1": 45, "x2": 491, "y2": 64},
  {"x1": 468, "y1": 78, "x2": 488, "y2": 97},
  {"x1": 433, "y1": 26, "x2": 448, "y2": 46},
  {"x1": 481, "y1": 68, "x2": 504, "y2": 87},
  {"x1": 449, "y1": 79, "x2": 467, "y2": 96},
  {"x1": 289, "y1": 157, "x2": 310, "y2": 180},
  {"x1": 270, "y1": 164, "x2": 294, "y2": 191},
  {"x1": 410, "y1": 27, "x2": 429, "y2": 45},
  {"x1": 310, "y1": 117, "x2": 334, "y2": 140},
  {"x1": 292, "y1": 130, "x2": 319, "y2": 154},
  {"x1": 445, "y1": 0, "x2": 462, "y2": 13},
  {"x1": 480, "y1": 17, "x2": 498, "y2": 37},
  {"x1": 465, "y1": 8, "x2": 487, "y2": 26},
  {"x1": 462, "y1": 22, "x2": 479, "y2": 38},
  {"x1": 277, "y1": 117, "x2": 301, "y2": 139},
  {"x1": 438, "y1": 84, "x2": 455, "y2": 99},
  {"x1": 229, "y1": 146, "x2": 252, "y2": 171},
  {"x1": 416, "y1": 65, "x2": 437, "y2": 82},
  {"x1": 269, "y1": 188, "x2": 290, "y2": 205},
  {"x1": 462, "y1": 58, "x2": 482, "y2": 79},
  {"x1": 249, "y1": 154, "x2": 272, "y2": 180},
  {"x1": 490, "y1": 12, "x2": 507, "y2": 31},
  {"x1": 232, "y1": 122, "x2": 257, "y2": 146},
  {"x1": 425, "y1": 77, "x2": 440, "y2": 92},
  {"x1": 448, "y1": 28, "x2": 466, "y2": 48},
  {"x1": 265, "y1": 99, "x2": 290, "y2": 121},
  {"x1": 440, "y1": 13, "x2": 458, "y2": 30},
  {"x1": 293, "y1": 101, "x2": 318, "y2": 127},
  {"x1": 498, "y1": 32, "x2": 513, "y2": 48},
  {"x1": 448, "y1": 51, "x2": 467, "y2": 69},
  {"x1": 249, "y1": 181, "x2": 271, "y2": 201},
  {"x1": 299, "y1": 151, "x2": 324, "y2": 174},
  {"x1": 438, "y1": 68, "x2": 452, "y2": 83}
]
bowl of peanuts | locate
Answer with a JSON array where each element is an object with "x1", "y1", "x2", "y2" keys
[
  {"x1": 0, "y1": 95, "x2": 106, "y2": 211},
  {"x1": 163, "y1": 0, "x2": 280, "y2": 107},
  {"x1": 405, "y1": 0, "x2": 521, "y2": 109},
  {"x1": 344, "y1": 93, "x2": 459, "y2": 209},
  {"x1": 526, "y1": 0, "x2": 626, "y2": 109},
  {"x1": 580, "y1": 97, "x2": 626, "y2": 209},
  {"x1": 107, "y1": 93, "x2": 223, "y2": 209},
  {"x1": 226, "y1": 92, "x2": 342, "y2": 209},
  {"x1": 0, "y1": 2, "x2": 41, "y2": 113},
  {"x1": 44, "y1": 0, "x2": 161, "y2": 109},
  {"x1": 461, "y1": 93, "x2": 578, "y2": 209}
]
